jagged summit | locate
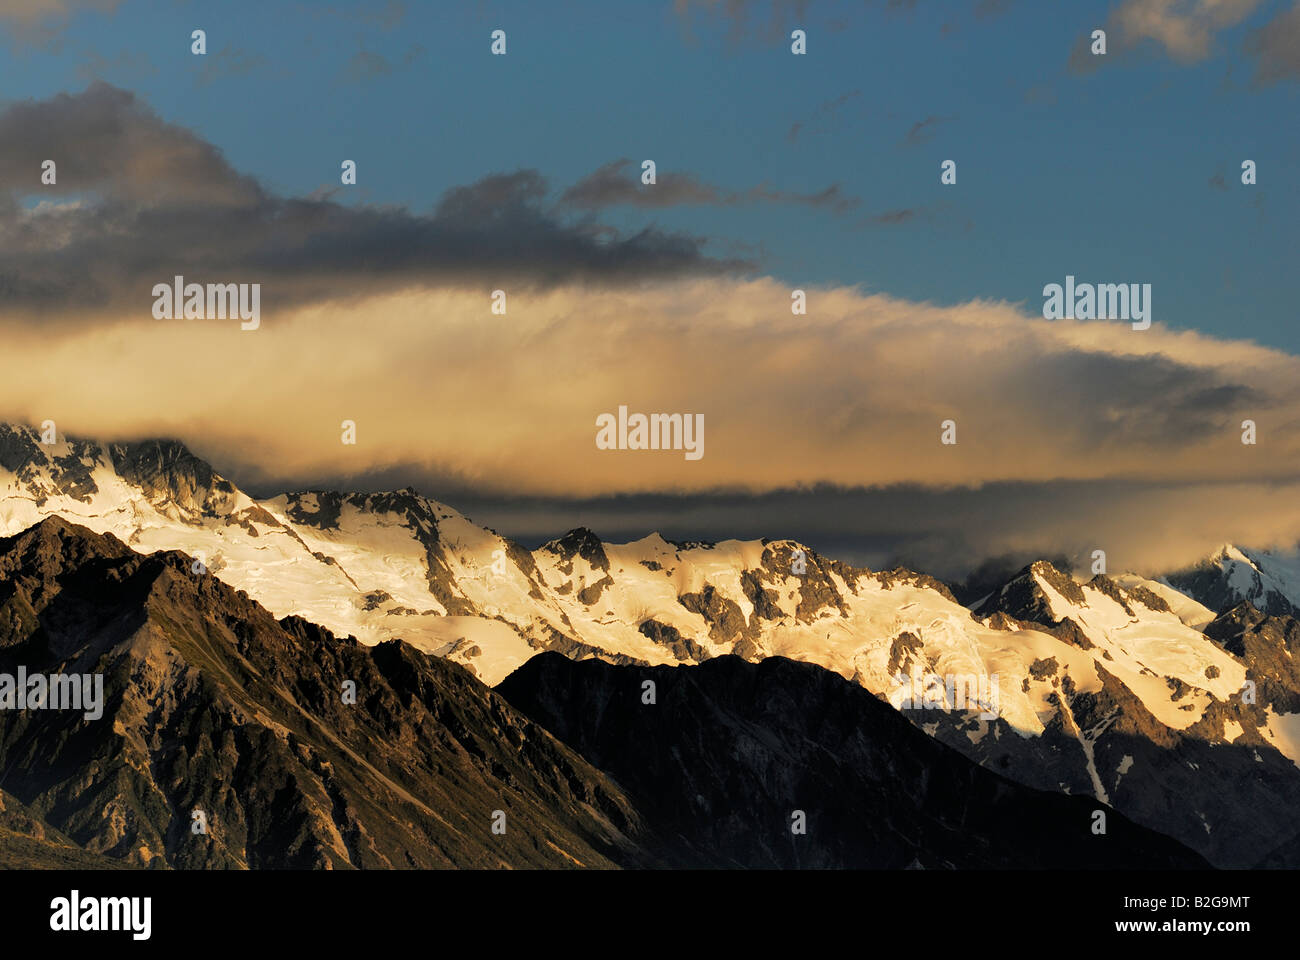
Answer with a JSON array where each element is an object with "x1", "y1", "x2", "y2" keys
[
  {"x1": 1161, "y1": 542, "x2": 1300, "y2": 618},
  {"x1": 0, "y1": 422, "x2": 230, "y2": 514},
  {"x1": 541, "y1": 527, "x2": 609, "y2": 569}
]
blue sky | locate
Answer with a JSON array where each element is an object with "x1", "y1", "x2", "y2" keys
[{"x1": 2, "y1": 0, "x2": 1295, "y2": 348}]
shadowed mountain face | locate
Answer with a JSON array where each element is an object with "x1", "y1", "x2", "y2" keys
[
  {"x1": 950, "y1": 563, "x2": 1300, "y2": 869},
  {"x1": 0, "y1": 786, "x2": 128, "y2": 870},
  {"x1": 1162, "y1": 547, "x2": 1300, "y2": 620},
  {"x1": 0, "y1": 517, "x2": 668, "y2": 869},
  {"x1": 0, "y1": 518, "x2": 1209, "y2": 870},
  {"x1": 496, "y1": 653, "x2": 1210, "y2": 870}
]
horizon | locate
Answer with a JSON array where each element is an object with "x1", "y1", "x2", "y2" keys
[{"x1": 2, "y1": 418, "x2": 1296, "y2": 585}]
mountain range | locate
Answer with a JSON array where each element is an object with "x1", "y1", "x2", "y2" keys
[{"x1": 0, "y1": 422, "x2": 1296, "y2": 868}]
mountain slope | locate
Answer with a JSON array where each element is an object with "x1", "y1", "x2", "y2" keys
[
  {"x1": 497, "y1": 653, "x2": 1208, "y2": 869},
  {"x1": 0, "y1": 787, "x2": 129, "y2": 869},
  {"x1": 0, "y1": 517, "x2": 669, "y2": 868},
  {"x1": 952, "y1": 562, "x2": 1300, "y2": 867}
]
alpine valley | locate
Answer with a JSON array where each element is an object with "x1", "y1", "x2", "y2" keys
[{"x1": 1, "y1": 423, "x2": 1296, "y2": 869}]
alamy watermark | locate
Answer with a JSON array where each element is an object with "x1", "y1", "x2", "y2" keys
[
  {"x1": 596, "y1": 405, "x2": 704, "y2": 460},
  {"x1": 1042, "y1": 275, "x2": 1150, "y2": 330},
  {"x1": 152, "y1": 275, "x2": 260, "y2": 330},
  {"x1": 0, "y1": 667, "x2": 103, "y2": 720},
  {"x1": 50, "y1": 890, "x2": 150, "y2": 940}
]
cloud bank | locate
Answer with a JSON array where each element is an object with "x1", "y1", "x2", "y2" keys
[
  {"x1": 5, "y1": 276, "x2": 1300, "y2": 574},
  {"x1": 1, "y1": 81, "x2": 1298, "y2": 576}
]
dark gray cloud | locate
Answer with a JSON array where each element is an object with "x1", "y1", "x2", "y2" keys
[
  {"x1": 0, "y1": 84, "x2": 745, "y2": 319},
  {"x1": 1006, "y1": 350, "x2": 1264, "y2": 447},
  {"x1": 558, "y1": 157, "x2": 859, "y2": 213}
]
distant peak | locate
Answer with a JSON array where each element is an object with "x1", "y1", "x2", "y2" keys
[
  {"x1": 542, "y1": 527, "x2": 610, "y2": 571},
  {"x1": 1213, "y1": 544, "x2": 1255, "y2": 565}
]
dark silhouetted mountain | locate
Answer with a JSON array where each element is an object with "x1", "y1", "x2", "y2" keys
[{"x1": 496, "y1": 652, "x2": 1209, "y2": 869}]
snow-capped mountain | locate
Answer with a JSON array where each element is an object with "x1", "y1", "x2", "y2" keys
[
  {"x1": 3, "y1": 422, "x2": 1300, "y2": 865},
  {"x1": 1160, "y1": 544, "x2": 1300, "y2": 619},
  {"x1": 0, "y1": 516, "x2": 1204, "y2": 870},
  {"x1": 963, "y1": 560, "x2": 1300, "y2": 866}
]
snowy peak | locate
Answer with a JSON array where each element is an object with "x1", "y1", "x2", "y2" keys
[
  {"x1": 1162, "y1": 543, "x2": 1300, "y2": 618},
  {"x1": 0, "y1": 423, "x2": 108, "y2": 506},
  {"x1": 541, "y1": 527, "x2": 610, "y2": 572},
  {"x1": 974, "y1": 559, "x2": 1081, "y2": 622},
  {"x1": 107, "y1": 439, "x2": 254, "y2": 522},
  {"x1": 0, "y1": 422, "x2": 243, "y2": 520},
  {"x1": 278, "y1": 487, "x2": 454, "y2": 538},
  {"x1": 961, "y1": 560, "x2": 1249, "y2": 750},
  {"x1": 977, "y1": 560, "x2": 1173, "y2": 625}
]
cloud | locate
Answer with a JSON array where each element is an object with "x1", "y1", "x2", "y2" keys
[
  {"x1": 1071, "y1": 0, "x2": 1266, "y2": 72},
  {"x1": 1246, "y1": 1, "x2": 1300, "y2": 83},
  {"x1": 0, "y1": 0, "x2": 119, "y2": 24},
  {"x1": 409, "y1": 479, "x2": 1300, "y2": 581},
  {"x1": 2, "y1": 76, "x2": 1297, "y2": 579},
  {"x1": 0, "y1": 84, "x2": 744, "y2": 319},
  {"x1": 0, "y1": 0, "x2": 121, "y2": 48},
  {"x1": 558, "y1": 157, "x2": 859, "y2": 213},
  {"x1": 902, "y1": 114, "x2": 956, "y2": 146},
  {"x1": 786, "y1": 89, "x2": 861, "y2": 143},
  {"x1": 344, "y1": 49, "x2": 392, "y2": 81},
  {"x1": 341, "y1": 43, "x2": 425, "y2": 83},
  {"x1": 6, "y1": 274, "x2": 1300, "y2": 580},
  {"x1": 862, "y1": 207, "x2": 918, "y2": 225}
]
